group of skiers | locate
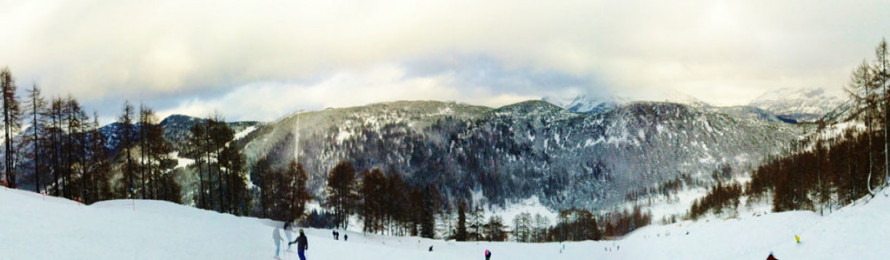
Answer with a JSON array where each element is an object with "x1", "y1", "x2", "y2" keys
[
  {"x1": 274, "y1": 223, "x2": 494, "y2": 259},
  {"x1": 332, "y1": 230, "x2": 347, "y2": 241},
  {"x1": 273, "y1": 222, "x2": 308, "y2": 260}
]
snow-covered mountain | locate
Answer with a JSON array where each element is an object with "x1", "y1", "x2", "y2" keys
[
  {"x1": 544, "y1": 91, "x2": 710, "y2": 114},
  {"x1": 238, "y1": 100, "x2": 800, "y2": 211},
  {"x1": 748, "y1": 87, "x2": 846, "y2": 123},
  {"x1": 542, "y1": 95, "x2": 627, "y2": 114}
]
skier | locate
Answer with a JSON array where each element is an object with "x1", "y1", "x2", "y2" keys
[
  {"x1": 429, "y1": 245, "x2": 434, "y2": 252},
  {"x1": 766, "y1": 251, "x2": 778, "y2": 260},
  {"x1": 289, "y1": 229, "x2": 309, "y2": 260},
  {"x1": 794, "y1": 235, "x2": 800, "y2": 243},
  {"x1": 273, "y1": 226, "x2": 283, "y2": 258},
  {"x1": 344, "y1": 234, "x2": 348, "y2": 242},
  {"x1": 284, "y1": 222, "x2": 294, "y2": 251},
  {"x1": 485, "y1": 249, "x2": 492, "y2": 260},
  {"x1": 333, "y1": 230, "x2": 339, "y2": 240}
]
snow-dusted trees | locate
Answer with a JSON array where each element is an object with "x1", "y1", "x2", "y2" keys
[
  {"x1": 845, "y1": 38, "x2": 890, "y2": 196},
  {"x1": 1, "y1": 67, "x2": 21, "y2": 188},
  {"x1": 132, "y1": 106, "x2": 180, "y2": 203},
  {"x1": 745, "y1": 39, "x2": 890, "y2": 214},
  {"x1": 512, "y1": 212, "x2": 532, "y2": 242},
  {"x1": 186, "y1": 116, "x2": 247, "y2": 214},
  {"x1": 483, "y1": 215, "x2": 506, "y2": 241}
]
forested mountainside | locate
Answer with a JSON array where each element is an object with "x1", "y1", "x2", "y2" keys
[{"x1": 238, "y1": 100, "x2": 800, "y2": 210}]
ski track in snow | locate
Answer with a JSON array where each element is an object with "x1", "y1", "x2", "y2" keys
[{"x1": 1, "y1": 186, "x2": 889, "y2": 259}]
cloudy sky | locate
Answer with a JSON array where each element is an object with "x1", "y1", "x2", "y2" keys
[{"x1": 1, "y1": 0, "x2": 888, "y2": 123}]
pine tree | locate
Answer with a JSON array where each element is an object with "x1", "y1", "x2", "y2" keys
[
  {"x1": 207, "y1": 116, "x2": 233, "y2": 212},
  {"x1": 46, "y1": 98, "x2": 65, "y2": 196},
  {"x1": 25, "y1": 83, "x2": 46, "y2": 193},
  {"x1": 188, "y1": 122, "x2": 207, "y2": 208},
  {"x1": 327, "y1": 160, "x2": 356, "y2": 229},
  {"x1": 359, "y1": 168, "x2": 386, "y2": 233},
  {"x1": 1, "y1": 67, "x2": 21, "y2": 188},
  {"x1": 484, "y1": 215, "x2": 506, "y2": 242},
  {"x1": 253, "y1": 157, "x2": 272, "y2": 218},
  {"x1": 420, "y1": 184, "x2": 441, "y2": 239},
  {"x1": 118, "y1": 101, "x2": 136, "y2": 198},
  {"x1": 64, "y1": 97, "x2": 83, "y2": 200},
  {"x1": 221, "y1": 144, "x2": 247, "y2": 215},
  {"x1": 291, "y1": 160, "x2": 312, "y2": 221},
  {"x1": 455, "y1": 200, "x2": 468, "y2": 241}
]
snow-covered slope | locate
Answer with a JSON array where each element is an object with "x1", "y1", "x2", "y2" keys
[
  {"x1": 748, "y1": 87, "x2": 845, "y2": 122},
  {"x1": 2, "y1": 183, "x2": 889, "y2": 259}
]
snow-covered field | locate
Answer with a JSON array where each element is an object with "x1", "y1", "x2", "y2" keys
[{"x1": 1, "y1": 185, "x2": 889, "y2": 259}]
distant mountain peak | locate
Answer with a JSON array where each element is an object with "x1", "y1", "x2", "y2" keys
[
  {"x1": 542, "y1": 94, "x2": 625, "y2": 114},
  {"x1": 748, "y1": 87, "x2": 845, "y2": 122},
  {"x1": 543, "y1": 90, "x2": 709, "y2": 114}
]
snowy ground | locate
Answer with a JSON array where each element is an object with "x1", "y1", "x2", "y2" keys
[{"x1": 1, "y1": 185, "x2": 889, "y2": 259}]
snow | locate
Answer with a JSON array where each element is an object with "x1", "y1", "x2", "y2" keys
[
  {"x1": 3, "y1": 185, "x2": 890, "y2": 259},
  {"x1": 170, "y1": 152, "x2": 195, "y2": 169},
  {"x1": 233, "y1": 126, "x2": 258, "y2": 140}
]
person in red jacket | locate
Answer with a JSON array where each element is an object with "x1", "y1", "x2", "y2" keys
[
  {"x1": 485, "y1": 249, "x2": 492, "y2": 260},
  {"x1": 766, "y1": 251, "x2": 778, "y2": 260}
]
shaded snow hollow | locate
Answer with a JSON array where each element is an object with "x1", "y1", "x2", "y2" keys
[{"x1": 1, "y1": 186, "x2": 889, "y2": 259}]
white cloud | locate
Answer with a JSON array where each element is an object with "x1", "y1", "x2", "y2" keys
[
  {"x1": 157, "y1": 64, "x2": 536, "y2": 121},
  {"x1": 1, "y1": 0, "x2": 888, "y2": 119}
]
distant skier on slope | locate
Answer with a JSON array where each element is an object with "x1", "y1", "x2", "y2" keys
[
  {"x1": 273, "y1": 226, "x2": 284, "y2": 258},
  {"x1": 289, "y1": 229, "x2": 309, "y2": 260},
  {"x1": 485, "y1": 249, "x2": 492, "y2": 260},
  {"x1": 766, "y1": 251, "x2": 778, "y2": 260}
]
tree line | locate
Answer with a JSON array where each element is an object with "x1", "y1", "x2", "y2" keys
[
  {"x1": 687, "y1": 38, "x2": 890, "y2": 216},
  {"x1": 0, "y1": 67, "x2": 182, "y2": 204},
  {"x1": 1, "y1": 66, "x2": 646, "y2": 242}
]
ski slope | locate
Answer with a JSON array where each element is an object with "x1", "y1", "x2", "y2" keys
[{"x1": 1, "y1": 186, "x2": 889, "y2": 259}]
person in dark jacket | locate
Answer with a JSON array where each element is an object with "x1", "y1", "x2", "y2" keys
[
  {"x1": 766, "y1": 251, "x2": 778, "y2": 260},
  {"x1": 485, "y1": 249, "x2": 492, "y2": 260},
  {"x1": 289, "y1": 229, "x2": 309, "y2": 260}
]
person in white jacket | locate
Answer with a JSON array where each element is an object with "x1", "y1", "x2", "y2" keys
[{"x1": 273, "y1": 226, "x2": 283, "y2": 258}]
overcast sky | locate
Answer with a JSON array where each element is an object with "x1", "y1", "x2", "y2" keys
[{"x1": 1, "y1": 0, "x2": 888, "y2": 123}]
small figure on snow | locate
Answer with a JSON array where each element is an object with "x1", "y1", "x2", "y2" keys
[
  {"x1": 484, "y1": 249, "x2": 492, "y2": 260},
  {"x1": 333, "y1": 230, "x2": 339, "y2": 240},
  {"x1": 794, "y1": 235, "x2": 800, "y2": 243},
  {"x1": 429, "y1": 245, "x2": 434, "y2": 252},
  {"x1": 289, "y1": 229, "x2": 309, "y2": 260},
  {"x1": 273, "y1": 226, "x2": 283, "y2": 258},
  {"x1": 344, "y1": 234, "x2": 348, "y2": 241},
  {"x1": 766, "y1": 251, "x2": 778, "y2": 260}
]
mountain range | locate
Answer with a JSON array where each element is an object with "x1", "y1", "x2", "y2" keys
[{"x1": 4, "y1": 87, "x2": 847, "y2": 212}]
